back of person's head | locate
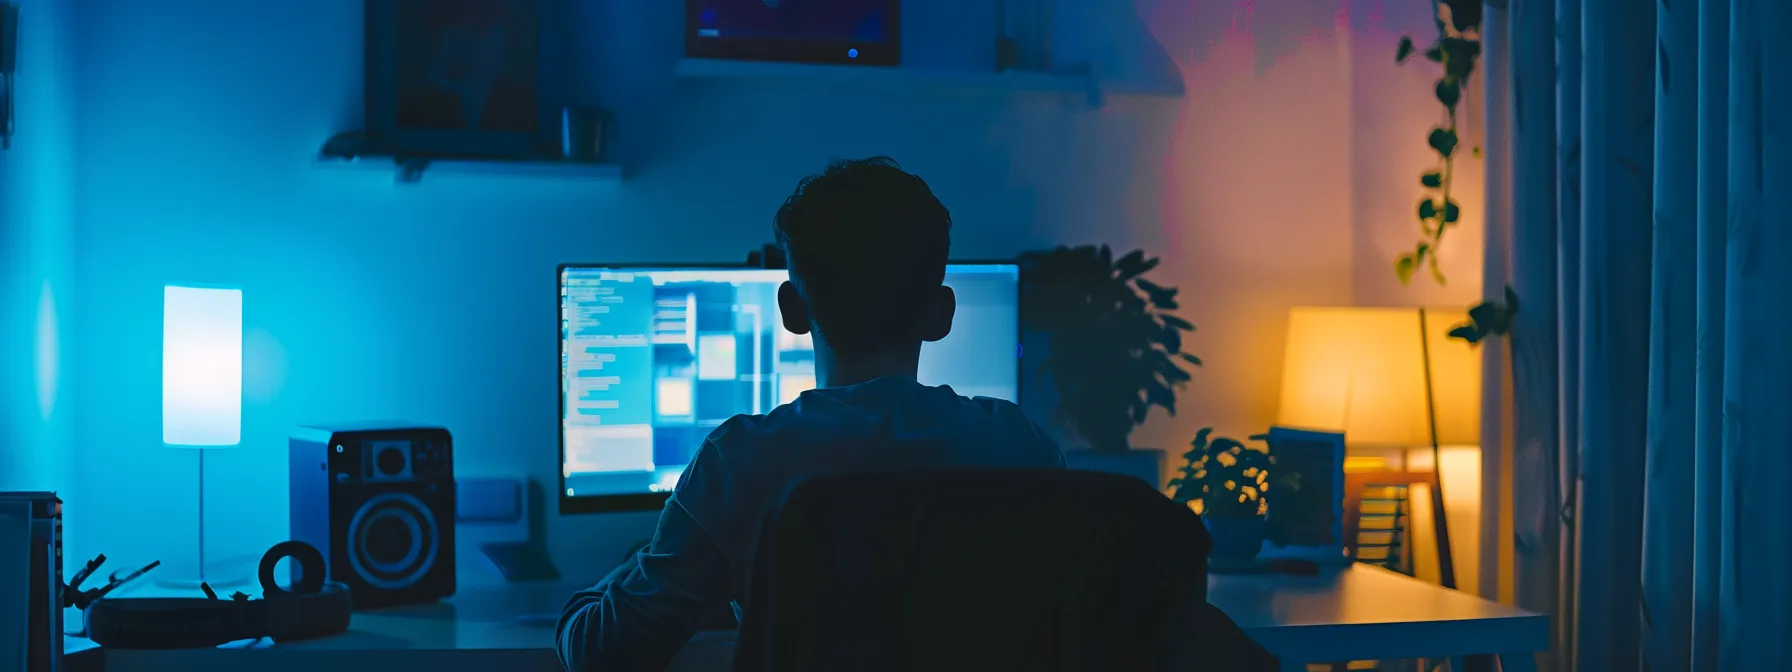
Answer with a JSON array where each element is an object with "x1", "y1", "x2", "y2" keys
[{"x1": 774, "y1": 157, "x2": 953, "y2": 353}]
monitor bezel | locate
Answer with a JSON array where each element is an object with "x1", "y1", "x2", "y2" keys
[
  {"x1": 682, "y1": 0, "x2": 902, "y2": 67},
  {"x1": 556, "y1": 260, "x2": 1022, "y2": 515}
]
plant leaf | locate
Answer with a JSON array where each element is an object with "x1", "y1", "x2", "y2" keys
[
  {"x1": 1467, "y1": 300, "x2": 1500, "y2": 326},
  {"x1": 1428, "y1": 128, "x2": 1460, "y2": 157},
  {"x1": 1180, "y1": 353, "x2": 1203, "y2": 366},
  {"x1": 1396, "y1": 36, "x2": 1416, "y2": 63},
  {"x1": 1395, "y1": 254, "x2": 1418, "y2": 285},
  {"x1": 1115, "y1": 249, "x2": 1158, "y2": 279},
  {"x1": 1418, "y1": 199, "x2": 1438, "y2": 221},
  {"x1": 1161, "y1": 314, "x2": 1194, "y2": 331},
  {"x1": 1421, "y1": 171, "x2": 1443, "y2": 188},
  {"x1": 1440, "y1": 37, "x2": 1480, "y2": 79},
  {"x1": 1448, "y1": 324, "x2": 1482, "y2": 344},
  {"x1": 1135, "y1": 278, "x2": 1180, "y2": 310},
  {"x1": 1442, "y1": 0, "x2": 1483, "y2": 33},
  {"x1": 1435, "y1": 78, "x2": 1461, "y2": 109},
  {"x1": 1157, "y1": 324, "x2": 1183, "y2": 353}
]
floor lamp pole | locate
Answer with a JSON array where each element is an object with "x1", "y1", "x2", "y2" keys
[
  {"x1": 1417, "y1": 309, "x2": 1458, "y2": 589},
  {"x1": 198, "y1": 448, "x2": 207, "y2": 584}
]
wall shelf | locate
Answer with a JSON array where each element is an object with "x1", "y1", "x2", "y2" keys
[
  {"x1": 313, "y1": 154, "x2": 624, "y2": 184},
  {"x1": 673, "y1": 58, "x2": 1184, "y2": 101}
]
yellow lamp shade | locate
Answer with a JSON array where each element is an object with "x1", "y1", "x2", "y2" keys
[{"x1": 1276, "y1": 307, "x2": 1481, "y2": 447}]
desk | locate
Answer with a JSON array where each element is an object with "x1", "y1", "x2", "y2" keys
[
  {"x1": 69, "y1": 565, "x2": 1544, "y2": 671},
  {"x1": 63, "y1": 582, "x2": 735, "y2": 672},
  {"x1": 1209, "y1": 564, "x2": 1548, "y2": 671}
]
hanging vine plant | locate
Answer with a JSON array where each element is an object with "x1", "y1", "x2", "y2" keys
[{"x1": 1393, "y1": 0, "x2": 1487, "y2": 286}]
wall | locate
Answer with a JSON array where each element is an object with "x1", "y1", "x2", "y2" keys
[
  {"x1": 0, "y1": 0, "x2": 75, "y2": 495},
  {"x1": 60, "y1": 0, "x2": 1481, "y2": 583}
]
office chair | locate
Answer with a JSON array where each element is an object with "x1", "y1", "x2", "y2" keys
[{"x1": 731, "y1": 468, "x2": 1276, "y2": 672}]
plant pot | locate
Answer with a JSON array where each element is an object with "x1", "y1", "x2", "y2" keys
[
  {"x1": 1064, "y1": 448, "x2": 1165, "y2": 490},
  {"x1": 1204, "y1": 515, "x2": 1266, "y2": 567}
]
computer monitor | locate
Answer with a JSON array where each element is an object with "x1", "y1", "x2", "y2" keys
[{"x1": 559, "y1": 263, "x2": 1019, "y2": 513}]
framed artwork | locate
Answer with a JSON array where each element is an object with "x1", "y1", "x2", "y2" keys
[
  {"x1": 1254, "y1": 426, "x2": 1348, "y2": 564},
  {"x1": 364, "y1": 0, "x2": 572, "y2": 159}
]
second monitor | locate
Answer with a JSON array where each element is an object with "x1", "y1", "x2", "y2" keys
[{"x1": 560, "y1": 263, "x2": 1019, "y2": 511}]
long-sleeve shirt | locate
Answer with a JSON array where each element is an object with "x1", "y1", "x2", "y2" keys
[{"x1": 556, "y1": 376, "x2": 1066, "y2": 671}]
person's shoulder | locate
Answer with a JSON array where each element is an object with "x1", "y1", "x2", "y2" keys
[
  {"x1": 955, "y1": 393, "x2": 1037, "y2": 430},
  {"x1": 701, "y1": 393, "x2": 847, "y2": 460},
  {"x1": 958, "y1": 392, "x2": 1023, "y2": 415},
  {"x1": 951, "y1": 393, "x2": 1065, "y2": 466}
]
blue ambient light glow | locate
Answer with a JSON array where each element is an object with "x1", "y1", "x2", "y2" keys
[
  {"x1": 162, "y1": 285, "x2": 243, "y2": 446},
  {"x1": 848, "y1": 48, "x2": 859, "y2": 59}
]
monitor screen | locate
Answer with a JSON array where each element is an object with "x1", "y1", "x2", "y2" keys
[
  {"x1": 685, "y1": 0, "x2": 900, "y2": 65},
  {"x1": 559, "y1": 263, "x2": 1018, "y2": 509}
]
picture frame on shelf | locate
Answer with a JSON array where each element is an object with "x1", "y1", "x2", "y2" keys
[
  {"x1": 363, "y1": 0, "x2": 573, "y2": 160},
  {"x1": 1253, "y1": 426, "x2": 1348, "y2": 565}
]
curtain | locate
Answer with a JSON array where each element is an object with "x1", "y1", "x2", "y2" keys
[{"x1": 1489, "y1": 0, "x2": 1792, "y2": 669}]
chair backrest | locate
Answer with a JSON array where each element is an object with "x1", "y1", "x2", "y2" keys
[
  {"x1": 1341, "y1": 470, "x2": 1455, "y2": 587},
  {"x1": 730, "y1": 468, "x2": 1214, "y2": 672}
]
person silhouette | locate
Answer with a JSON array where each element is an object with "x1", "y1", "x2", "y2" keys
[{"x1": 555, "y1": 158, "x2": 1065, "y2": 671}]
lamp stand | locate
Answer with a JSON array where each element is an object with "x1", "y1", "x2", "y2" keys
[
  {"x1": 1416, "y1": 309, "x2": 1459, "y2": 589},
  {"x1": 155, "y1": 449, "x2": 252, "y2": 590}
]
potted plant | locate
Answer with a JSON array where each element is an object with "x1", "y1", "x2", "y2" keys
[
  {"x1": 1168, "y1": 428, "x2": 1288, "y2": 567},
  {"x1": 1018, "y1": 245, "x2": 1200, "y2": 487}
]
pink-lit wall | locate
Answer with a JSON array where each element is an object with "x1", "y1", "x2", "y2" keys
[{"x1": 1131, "y1": 0, "x2": 1483, "y2": 452}]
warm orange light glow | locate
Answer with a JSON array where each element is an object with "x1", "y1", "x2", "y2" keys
[
  {"x1": 1342, "y1": 456, "x2": 1390, "y2": 473},
  {"x1": 1275, "y1": 307, "x2": 1481, "y2": 446},
  {"x1": 1278, "y1": 306, "x2": 1486, "y2": 593}
]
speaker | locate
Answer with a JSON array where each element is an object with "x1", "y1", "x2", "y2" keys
[
  {"x1": 1, "y1": 492, "x2": 61, "y2": 672},
  {"x1": 289, "y1": 423, "x2": 456, "y2": 609}
]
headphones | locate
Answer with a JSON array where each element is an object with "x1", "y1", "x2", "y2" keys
[{"x1": 84, "y1": 540, "x2": 354, "y2": 649}]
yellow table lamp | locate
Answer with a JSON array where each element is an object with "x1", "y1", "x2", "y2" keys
[{"x1": 1275, "y1": 307, "x2": 1481, "y2": 589}]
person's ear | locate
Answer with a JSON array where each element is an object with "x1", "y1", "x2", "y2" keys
[
  {"x1": 919, "y1": 285, "x2": 956, "y2": 343},
  {"x1": 778, "y1": 282, "x2": 812, "y2": 335}
]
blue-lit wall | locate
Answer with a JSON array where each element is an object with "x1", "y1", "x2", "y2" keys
[
  {"x1": 0, "y1": 0, "x2": 75, "y2": 495},
  {"x1": 62, "y1": 0, "x2": 1190, "y2": 580},
  {"x1": 58, "y1": 0, "x2": 1464, "y2": 584}
]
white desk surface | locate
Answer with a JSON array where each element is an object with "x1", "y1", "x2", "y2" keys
[
  {"x1": 68, "y1": 565, "x2": 1546, "y2": 671},
  {"x1": 1209, "y1": 564, "x2": 1549, "y2": 667}
]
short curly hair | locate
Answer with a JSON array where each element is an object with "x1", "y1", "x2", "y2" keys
[{"x1": 773, "y1": 157, "x2": 953, "y2": 353}]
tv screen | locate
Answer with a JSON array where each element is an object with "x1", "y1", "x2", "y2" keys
[
  {"x1": 559, "y1": 263, "x2": 1017, "y2": 512},
  {"x1": 685, "y1": 0, "x2": 900, "y2": 65}
]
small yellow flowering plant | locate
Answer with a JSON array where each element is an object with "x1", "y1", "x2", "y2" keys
[{"x1": 1166, "y1": 428, "x2": 1291, "y2": 519}]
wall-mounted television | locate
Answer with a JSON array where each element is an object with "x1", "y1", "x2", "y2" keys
[
  {"x1": 685, "y1": 0, "x2": 901, "y2": 66},
  {"x1": 364, "y1": 0, "x2": 571, "y2": 159}
]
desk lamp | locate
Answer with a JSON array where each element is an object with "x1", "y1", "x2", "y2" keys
[
  {"x1": 1275, "y1": 306, "x2": 1480, "y2": 590},
  {"x1": 160, "y1": 285, "x2": 244, "y2": 587}
]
